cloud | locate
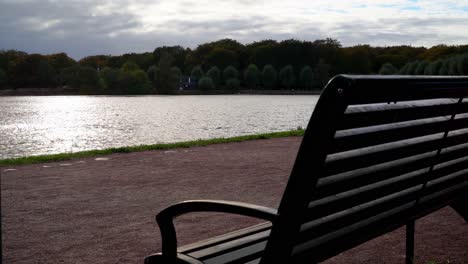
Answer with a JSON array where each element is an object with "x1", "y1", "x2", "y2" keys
[{"x1": 0, "y1": 0, "x2": 467, "y2": 59}]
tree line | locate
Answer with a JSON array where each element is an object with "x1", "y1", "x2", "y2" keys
[{"x1": 1, "y1": 38, "x2": 467, "y2": 94}]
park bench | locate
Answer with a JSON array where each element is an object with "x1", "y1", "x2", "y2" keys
[{"x1": 145, "y1": 75, "x2": 468, "y2": 264}]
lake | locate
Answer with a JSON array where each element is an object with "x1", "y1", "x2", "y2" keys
[{"x1": 0, "y1": 95, "x2": 319, "y2": 159}]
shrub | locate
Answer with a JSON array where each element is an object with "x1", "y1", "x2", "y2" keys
[
  {"x1": 223, "y1": 65, "x2": 238, "y2": 84},
  {"x1": 279, "y1": 65, "x2": 295, "y2": 89},
  {"x1": 206, "y1": 66, "x2": 221, "y2": 87},
  {"x1": 190, "y1": 65, "x2": 204, "y2": 81},
  {"x1": 299, "y1": 65, "x2": 314, "y2": 89},
  {"x1": 198, "y1": 76, "x2": 215, "y2": 91},
  {"x1": 262, "y1": 64, "x2": 277, "y2": 89},
  {"x1": 379, "y1": 63, "x2": 397, "y2": 75},
  {"x1": 0, "y1": 68, "x2": 7, "y2": 89},
  {"x1": 226, "y1": 78, "x2": 240, "y2": 91},
  {"x1": 243, "y1": 64, "x2": 260, "y2": 89}
]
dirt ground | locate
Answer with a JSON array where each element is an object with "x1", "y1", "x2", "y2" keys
[{"x1": 1, "y1": 137, "x2": 467, "y2": 264}]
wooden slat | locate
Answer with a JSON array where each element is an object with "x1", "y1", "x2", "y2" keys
[
  {"x1": 316, "y1": 144, "x2": 468, "y2": 198},
  {"x1": 298, "y1": 185, "x2": 422, "y2": 243},
  {"x1": 330, "y1": 115, "x2": 468, "y2": 154},
  {"x1": 189, "y1": 230, "x2": 270, "y2": 260},
  {"x1": 179, "y1": 223, "x2": 271, "y2": 254},
  {"x1": 201, "y1": 241, "x2": 267, "y2": 264},
  {"x1": 306, "y1": 159, "x2": 468, "y2": 222},
  {"x1": 324, "y1": 132, "x2": 468, "y2": 176},
  {"x1": 340, "y1": 100, "x2": 468, "y2": 129}
]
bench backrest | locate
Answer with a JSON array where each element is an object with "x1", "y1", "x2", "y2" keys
[{"x1": 261, "y1": 75, "x2": 468, "y2": 263}]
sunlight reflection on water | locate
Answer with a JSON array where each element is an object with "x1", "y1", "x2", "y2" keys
[{"x1": 0, "y1": 95, "x2": 318, "y2": 159}]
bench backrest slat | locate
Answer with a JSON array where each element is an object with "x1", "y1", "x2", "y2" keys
[{"x1": 261, "y1": 75, "x2": 468, "y2": 264}]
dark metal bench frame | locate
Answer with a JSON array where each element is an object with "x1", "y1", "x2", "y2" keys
[{"x1": 146, "y1": 75, "x2": 468, "y2": 264}]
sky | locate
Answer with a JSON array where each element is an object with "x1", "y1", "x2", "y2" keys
[{"x1": 1, "y1": 0, "x2": 468, "y2": 60}]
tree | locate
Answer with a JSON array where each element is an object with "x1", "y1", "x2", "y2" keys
[
  {"x1": 414, "y1": 61, "x2": 428, "y2": 75},
  {"x1": 121, "y1": 61, "x2": 140, "y2": 72},
  {"x1": 46, "y1": 53, "x2": 76, "y2": 73},
  {"x1": 424, "y1": 60, "x2": 443, "y2": 75},
  {"x1": 279, "y1": 65, "x2": 295, "y2": 89},
  {"x1": 226, "y1": 78, "x2": 240, "y2": 92},
  {"x1": 299, "y1": 66, "x2": 314, "y2": 90},
  {"x1": 100, "y1": 67, "x2": 120, "y2": 94},
  {"x1": 198, "y1": 77, "x2": 215, "y2": 91},
  {"x1": 438, "y1": 60, "x2": 449, "y2": 75},
  {"x1": 62, "y1": 66, "x2": 103, "y2": 94},
  {"x1": 379, "y1": 63, "x2": 397, "y2": 75},
  {"x1": 243, "y1": 64, "x2": 260, "y2": 89},
  {"x1": 223, "y1": 66, "x2": 238, "y2": 84},
  {"x1": 147, "y1": 65, "x2": 158, "y2": 86},
  {"x1": 448, "y1": 57, "x2": 460, "y2": 75},
  {"x1": 206, "y1": 66, "x2": 221, "y2": 88},
  {"x1": 313, "y1": 60, "x2": 331, "y2": 88},
  {"x1": 0, "y1": 68, "x2": 7, "y2": 89},
  {"x1": 157, "y1": 52, "x2": 179, "y2": 94},
  {"x1": 190, "y1": 65, "x2": 204, "y2": 82},
  {"x1": 38, "y1": 59, "x2": 57, "y2": 87},
  {"x1": 457, "y1": 54, "x2": 468, "y2": 75},
  {"x1": 262, "y1": 64, "x2": 277, "y2": 89}
]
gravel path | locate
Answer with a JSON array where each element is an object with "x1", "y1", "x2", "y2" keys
[{"x1": 1, "y1": 137, "x2": 467, "y2": 263}]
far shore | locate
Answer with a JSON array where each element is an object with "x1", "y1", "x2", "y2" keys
[{"x1": 0, "y1": 87, "x2": 321, "y2": 96}]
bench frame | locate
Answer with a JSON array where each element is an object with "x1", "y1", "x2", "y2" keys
[{"x1": 146, "y1": 75, "x2": 468, "y2": 264}]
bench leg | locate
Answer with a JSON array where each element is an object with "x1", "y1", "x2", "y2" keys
[
  {"x1": 450, "y1": 195, "x2": 468, "y2": 222},
  {"x1": 406, "y1": 220, "x2": 415, "y2": 264}
]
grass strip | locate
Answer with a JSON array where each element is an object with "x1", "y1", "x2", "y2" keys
[{"x1": 0, "y1": 129, "x2": 304, "y2": 166}]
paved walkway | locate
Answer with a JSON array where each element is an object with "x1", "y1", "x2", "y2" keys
[{"x1": 1, "y1": 137, "x2": 467, "y2": 263}]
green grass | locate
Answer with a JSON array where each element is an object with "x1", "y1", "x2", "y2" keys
[{"x1": 0, "y1": 129, "x2": 305, "y2": 167}]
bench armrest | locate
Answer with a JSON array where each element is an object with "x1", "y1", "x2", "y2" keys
[{"x1": 156, "y1": 200, "x2": 278, "y2": 260}]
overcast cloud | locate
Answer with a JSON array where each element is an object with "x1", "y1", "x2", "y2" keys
[{"x1": 1, "y1": 0, "x2": 468, "y2": 59}]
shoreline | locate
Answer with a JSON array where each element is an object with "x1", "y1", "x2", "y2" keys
[
  {"x1": 0, "y1": 88, "x2": 321, "y2": 96},
  {"x1": 0, "y1": 129, "x2": 305, "y2": 166}
]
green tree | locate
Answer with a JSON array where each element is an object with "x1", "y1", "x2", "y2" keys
[
  {"x1": 262, "y1": 64, "x2": 277, "y2": 89},
  {"x1": 65, "y1": 66, "x2": 104, "y2": 94},
  {"x1": 190, "y1": 65, "x2": 204, "y2": 82},
  {"x1": 38, "y1": 60, "x2": 57, "y2": 87},
  {"x1": 46, "y1": 53, "x2": 76, "y2": 73},
  {"x1": 457, "y1": 54, "x2": 468, "y2": 75},
  {"x1": 100, "y1": 67, "x2": 120, "y2": 94},
  {"x1": 438, "y1": 60, "x2": 449, "y2": 75},
  {"x1": 198, "y1": 76, "x2": 215, "y2": 91},
  {"x1": 0, "y1": 68, "x2": 7, "y2": 89},
  {"x1": 226, "y1": 78, "x2": 240, "y2": 92},
  {"x1": 299, "y1": 65, "x2": 314, "y2": 90},
  {"x1": 157, "y1": 52, "x2": 179, "y2": 94},
  {"x1": 424, "y1": 60, "x2": 443, "y2": 75},
  {"x1": 448, "y1": 57, "x2": 460, "y2": 75},
  {"x1": 121, "y1": 61, "x2": 140, "y2": 72},
  {"x1": 414, "y1": 61, "x2": 428, "y2": 75},
  {"x1": 147, "y1": 65, "x2": 158, "y2": 85},
  {"x1": 206, "y1": 66, "x2": 221, "y2": 88},
  {"x1": 313, "y1": 60, "x2": 331, "y2": 88},
  {"x1": 279, "y1": 65, "x2": 295, "y2": 89},
  {"x1": 223, "y1": 65, "x2": 239, "y2": 84},
  {"x1": 379, "y1": 63, "x2": 397, "y2": 75},
  {"x1": 243, "y1": 64, "x2": 260, "y2": 89},
  {"x1": 406, "y1": 61, "x2": 420, "y2": 75}
]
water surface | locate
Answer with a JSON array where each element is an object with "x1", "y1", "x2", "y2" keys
[{"x1": 0, "y1": 95, "x2": 319, "y2": 159}]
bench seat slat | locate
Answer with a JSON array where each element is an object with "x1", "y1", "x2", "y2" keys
[
  {"x1": 189, "y1": 229, "x2": 270, "y2": 260},
  {"x1": 331, "y1": 116, "x2": 468, "y2": 154},
  {"x1": 340, "y1": 100, "x2": 468, "y2": 129},
  {"x1": 178, "y1": 223, "x2": 272, "y2": 254}
]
